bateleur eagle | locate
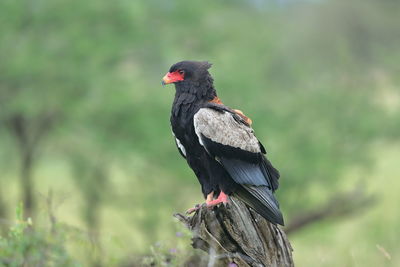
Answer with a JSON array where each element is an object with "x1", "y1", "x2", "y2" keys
[{"x1": 163, "y1": 61, "x2": 284, "y2": 225}]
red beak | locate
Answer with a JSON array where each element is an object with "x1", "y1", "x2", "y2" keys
[{"x1": 162, "y1": 71, "x2": 184, "y2": 85}]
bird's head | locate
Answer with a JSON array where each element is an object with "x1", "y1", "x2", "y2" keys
[{"x1": 162, "y1": 60, "x2": 213, "y2": 86}]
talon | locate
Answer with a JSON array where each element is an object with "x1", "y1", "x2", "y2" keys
[
  {"x1": 186, "y1": 192, "x2": 229, "y2": 213},
  {"x1": 186, "y1": 204, "x2": 200, "y2": 214},
  {"x1": 206, "y1": 191, "x2": 229, "y2": 207}
]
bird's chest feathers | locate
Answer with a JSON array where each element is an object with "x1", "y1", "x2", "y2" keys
[
  {"x1": 171, "y1": 92, "x2": 201, "y2": 130},
  {"x1": 171, "y1": 114, "x2": 197, "y2": 148},
  {"x1": 171, "y1": 110, "x2": 202, "y2": 155}
]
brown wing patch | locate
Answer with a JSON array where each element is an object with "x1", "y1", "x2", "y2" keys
[
  {"x1": 208, "y1": 97, "x2": 252, "y2": 125},
  {"x1": 233, "y1": 109, "x2": 253, "y2": 125},
  {"x1": 209, "y1": 96, "x2": 223, "y2": 105}
]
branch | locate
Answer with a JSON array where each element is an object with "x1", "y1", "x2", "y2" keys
[
  {"x1": 4, "y1": 111, "x2": 56, "y2": 156},
  {"x1": 285, "y1": 187, "x2": 376, "y2": 234},
  {"x1": 174, "y1": 197, "x2": 294, "y2": 267}
]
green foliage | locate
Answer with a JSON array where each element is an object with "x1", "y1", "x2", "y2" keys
[
  {"x1": 0, "y1": 0, "x2": 399, "y2": 266},
  {"x1": 0, "y1": 204, "x2": 78, "y2": 267}
]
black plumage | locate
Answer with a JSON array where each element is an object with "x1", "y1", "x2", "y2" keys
[{"x1": 163, "y1": 61, "x2": 284, "y2": 225}]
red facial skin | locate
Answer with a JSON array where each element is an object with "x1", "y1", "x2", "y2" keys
[{"x1": 162, "y1": 70, "x2": 184, "y2": 84}]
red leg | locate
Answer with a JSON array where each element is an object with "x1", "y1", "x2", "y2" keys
[
  {"x1": 206, "y1": 191, "x2": 229, "y2": 207},
  {"x1": 206, "y1": 191, "x2": 214, "y2": 204}
]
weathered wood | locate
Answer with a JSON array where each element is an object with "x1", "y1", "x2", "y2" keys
[{"x1": 175, "y1": 197, "x2": 294, "y2": 267}]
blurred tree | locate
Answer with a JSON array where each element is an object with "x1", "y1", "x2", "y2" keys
[
  {"x1": 3, "y1": 112, "x2": 55, "y2": 218},
  {"x1": 0, "y1": 0, "x2": 138, "y2": 219},
  {"x1": 0, "y1": 0, "x2": 399, "y2": 259}
]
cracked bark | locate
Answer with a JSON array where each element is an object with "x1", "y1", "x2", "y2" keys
[{"x1": 175, "y1": 197, "x2": 294, "y2": 267}]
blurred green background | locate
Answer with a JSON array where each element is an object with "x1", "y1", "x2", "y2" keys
[{"x1": 0, "y1": 0, "x2": 399, "y2": 266}]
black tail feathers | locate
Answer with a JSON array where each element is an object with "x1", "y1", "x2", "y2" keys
[{"x1": 235, "y1": 185, "x2": 284, "y2": 226}]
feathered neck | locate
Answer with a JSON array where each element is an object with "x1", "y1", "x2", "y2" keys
[
  {"x1": 174, "y1": 73, "x2": 216, "y2": 100},
  {"x1": 171, "y1": 74, "x2": 217, "y2": 117}
]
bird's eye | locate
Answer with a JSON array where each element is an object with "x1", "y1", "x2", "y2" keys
[{"x1": 178, "y1": 70, "x2": 185, "y2": 75}]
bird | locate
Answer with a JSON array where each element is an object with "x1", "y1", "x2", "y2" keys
[{"x1": 162, "y1": 60, "x2": 284, "y2": 225}]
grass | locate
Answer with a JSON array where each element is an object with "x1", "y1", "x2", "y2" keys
[
  {"x1": 1, "y1": 143, "x2": 399, "y2": 266},
  {"x1": 291, "y1": 142, "x2": 400, "y2": 267}
]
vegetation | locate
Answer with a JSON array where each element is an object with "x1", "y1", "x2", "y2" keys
[
  {"x1": 0, "y1": 204, "x2": 77, "y2": 266},
  {"x1": 0, "y1": 0, "x2": 399, "y2": 266}
]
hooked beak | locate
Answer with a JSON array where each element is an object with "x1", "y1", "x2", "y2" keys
[
  {"x1": 162, "y1": 73, "x2": 171, "y2": 86},
  {"x1": 161, "y1": 72, "x2": 174, "y2": 85},
  {"x1": 161, "y1": 71, "x2": 184, "y2": 86}
]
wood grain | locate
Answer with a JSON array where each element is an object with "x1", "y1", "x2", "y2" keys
[{"x1": 175, "y1": 197, "x2": 294, "y2": 267}]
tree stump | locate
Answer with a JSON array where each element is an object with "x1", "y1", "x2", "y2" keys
[{"x1": 174, "y1": 197, "x2": 294, "y2": 267}]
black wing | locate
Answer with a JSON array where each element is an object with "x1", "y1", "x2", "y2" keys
[{"x1": 194, "y1": 107, "x2": 283, "y2": 225}]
